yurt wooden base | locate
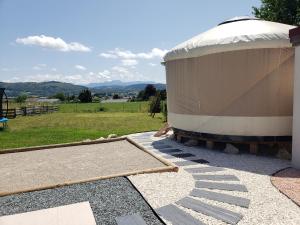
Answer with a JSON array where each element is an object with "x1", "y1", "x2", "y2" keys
[{"x1": 173, "y1": 128, "x2": 291, "y2": 154}]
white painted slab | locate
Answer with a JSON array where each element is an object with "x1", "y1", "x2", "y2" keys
[{"x1": 0, "y1": 202, "x2": 96, "y2": 225}]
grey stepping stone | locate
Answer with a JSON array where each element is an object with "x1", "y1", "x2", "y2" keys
[
  {"x1": 174, "y1": 159, "x2": 209, "y2": 166},
  {"x1": 157, "y1": 148, "x2": 182, "y2": 153},
  {"x1": 145, "y1": 144, "x2": 172, "y2": 149},
  {"x1": 164, "y1": 153, "x2": 195, "y2": 159},
  {"x1": 190, "y1": 189, "x2": 250, "y2": 208},
  {"x1": 195, "y1": 181, "x2": 248, "y2": 192},
  {"x1": 115, "y1": 213, "x2": 147, "y2": 225},
  {"x1": 185, "y1": 166, "x2": 225, "y2": 174},
  {"x1": 193, "y1": 174, "x2": 239, "y2": 181},
  {"x1": 177, "y1": 197, "x2": 243, "y2": 225},
  {"x1": 156, "y1": 204, "x2": 206, "y2": 225}
]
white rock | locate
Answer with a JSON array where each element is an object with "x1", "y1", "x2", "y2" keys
[
  {"x1": 184, "y1": 139, "x2": 198, "y2": 147},
  {"x1": 276, "y1": 148, "x2": 292, "y2": 160},
  {"x1": 82, "y1": 139, "x2": 91, "y2": 142},
  {"x1": 107, "y1": 134, "x2": 117, "y2": 138},
  {"x1": 224, "y1": 143, "x2": 239, "y2": 154},
  {"x1": 96, "y1": 137, "x2": 105, "y2": 141}
]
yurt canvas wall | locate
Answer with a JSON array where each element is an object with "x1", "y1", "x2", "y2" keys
[{"x1": 164, "y1": 17, "x2": 296, "y2": 139}]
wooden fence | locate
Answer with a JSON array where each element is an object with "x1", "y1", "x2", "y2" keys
[{"x1": 3, "y1": 105, "x2": 58, "y2": 119}]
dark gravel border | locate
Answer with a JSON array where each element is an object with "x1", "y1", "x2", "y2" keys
[{"x1": 0, "y1": 177, "x2": 164, "y2": 225}]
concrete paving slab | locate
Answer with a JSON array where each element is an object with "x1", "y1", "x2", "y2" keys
[
  {"x1": 190, "y1": 189, "x2": 250, "y2": 208},
  {"x1": 185, "y1": 167, "x2": 225, "y2": 174},
  {"x1": 193, "y1": 174, "x2": 239, "y2": 181},
  {"x1": 0, "y1": 202, "x2": 96, "y2": 225},
  {"x1": 195, "y1": 181, "x2": 248, "y2": 192},
  {"x1": 156, "y1": 204, "x2": 206, "y2": 225},
  {"x1": 116, "y1": 213, "x2": 147, "y2": 225},
  {"x1": 164, "y1": 153, "x2": 195, "y2": 159},
  {"x1": 177, "y1": 197, "x2": 243, "y2": 225},
  {"x1": 174, "y1": 159, "x2": 209, "y2": 167}
]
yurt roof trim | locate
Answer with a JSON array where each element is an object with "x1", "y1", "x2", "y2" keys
[{"x1": 164, "y1": 17, "x2": 296, "y2": 62}]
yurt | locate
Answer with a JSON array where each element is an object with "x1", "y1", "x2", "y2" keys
[{"x1": 164, "y1": 16, "x2": 296, "y2": 144}]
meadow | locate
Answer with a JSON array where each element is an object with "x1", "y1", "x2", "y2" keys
[{"x1": 0, "y1": 102, "x2": 164, "y2": 150}]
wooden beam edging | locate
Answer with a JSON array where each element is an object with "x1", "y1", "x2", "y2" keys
[
  {"x1": 0, "y1": 165, "x2": 177, "y2": 197},
  {"x1": 126, "y1": 136, "x2": 179, "y2": 172},
  {"x1": 0, "y1": 137, "x2": 126, "y2": 155}
]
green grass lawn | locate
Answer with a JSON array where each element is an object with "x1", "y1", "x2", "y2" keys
[
  {"x1": 59, "y1": 102, "x2": 150, "y2": 113},
  {"x1": 0, "y1": 112, "x2": 164, "y2": 150}
]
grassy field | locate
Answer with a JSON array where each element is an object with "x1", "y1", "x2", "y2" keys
[
  {"x1": 59, "y1": 101, "x2": 150, "y2": 113},
  {"x1": 0, "y1": 112, "x2": 164, "y2": 150}
]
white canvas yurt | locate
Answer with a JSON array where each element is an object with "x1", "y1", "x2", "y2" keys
[{"x1": 164, "y1": 16, "x2": 296, "y2": 142}]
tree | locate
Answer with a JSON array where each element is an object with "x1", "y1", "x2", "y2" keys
[
  {"x1": 149, "y1": 92, "x2": 161, "y2": 117},
  {"x1": 159, "y1": 89, "x2": 167, "y2": 101},
  {"x1": 253, "y1": 0, "x2": 300, "y2": 25},
  {"x1": 112, "y1": 94, "x2": 120, "y2": 99},
  {"x1": 78, "y1": 89, "x2": 92, "y2": 103},
  {"x1": 137, "y1": 84, "x2": 157, "y2": 101},
  {"x1": 53, "y1": 92, "x2": 65, "y2": 102},
  {"x1": 15, "y1": 92, "x2": 27, "y2": 103}
]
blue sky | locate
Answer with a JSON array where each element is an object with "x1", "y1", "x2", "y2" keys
[{"x1": 0, "y1": 0, "x2": 260, "y2": 85}]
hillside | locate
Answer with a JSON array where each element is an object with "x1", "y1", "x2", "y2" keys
[
  {"x1": 0, "y1": 81, "x2": 166, "y2": 97},
  {"x1": 92, "y1": 82, "x2": 166, "y2": 93},
  {"x1": 0, "y1": 81, "x2": 87, "y2": 97}
]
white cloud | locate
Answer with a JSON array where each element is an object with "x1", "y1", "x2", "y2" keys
[
  {"x1": 16, "y1": 35, "x2": 91, "y2": 52},
  {"x1": 32, "y1": 64, "x2": 47, "y2": 70},
  {"x1": 99, "y1": 53, "x2": 118, "y2": 59},
  {"x1": 74, "y1": 65, "x2": 87, "y2": 71},
  {"x1": 51, "y1": 68, "x2": 57, "y2": 72},
  {"x1": 148, "y1": 63, "x2": 157, "y2": 66},
  {"x1": 99, "y1": 48, "x2": 168, "y2": 60},
  {"x1": 121, "y1": 59, "x2": 138, "y2": 67}
]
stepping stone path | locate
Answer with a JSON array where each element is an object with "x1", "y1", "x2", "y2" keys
[
  {"x1": 185, "y1": 166, "x2": 225, "y2": 173},
  {"x1": 193, "y1": 174, "x2": 239, "y2": 181},
  {"x1": 157, "y1": 149, "x2": 182, "y2": 154},
  {"x1": 195, "y1": 181, "x2": 248, "y2": 192},
  {"x1": 164, "y1": 153, "x2": 195, "y2": 159},
  {"x1": 130, "y1": 133, "x2": 251, "y2": 225},
  {"x1": 156, "y1": 204, "x2": 205, "y2": 225},
  {"x1": 177, "y1": 197, "x2": 243, "y2": 225},
  {"x1": 190, "y1": 189, "x2": 250, "y2": 208},
  {"x1": 116, "y1": 213, "x2": 147, "y2": 225},
  {"x1": 174, "y1": 159, "x2": 209, "y2": 166}
]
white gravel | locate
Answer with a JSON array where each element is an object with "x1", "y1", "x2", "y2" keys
[{"x1": 128, "y1": 132, "x2": 300, "y2": 225}]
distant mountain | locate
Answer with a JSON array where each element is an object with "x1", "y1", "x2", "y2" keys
[
  {"x1": 0, "y1": 81, "x2": 87, "y2": 97},
  {"x1": 86, "y1": 80, "x2": 158, "y2": 88},
  {"x1": 0, "y1": 80, "x2": 166, "y2": 97},
  {"x1": 91, "y1": 83, "x2": 166, "y2": 94}
]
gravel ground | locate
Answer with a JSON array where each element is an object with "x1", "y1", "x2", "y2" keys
[
  {"x1": 0, "y1": 140, "x2": 166, "y2": 196},
  {"x1": 0, "y1": 177, "x2": 164, "y2": 225},
  {"x1": 129, "y1": 132, "x2": 300, "y2": 225}
]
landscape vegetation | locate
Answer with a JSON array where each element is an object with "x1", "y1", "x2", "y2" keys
[{"x1": 0, "y1": 84, "x2": 166, "y2": 150}]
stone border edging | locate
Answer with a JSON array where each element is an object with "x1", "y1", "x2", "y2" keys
[{"x1": 270, "y1": 167, "x2": 300, "y2": 207}]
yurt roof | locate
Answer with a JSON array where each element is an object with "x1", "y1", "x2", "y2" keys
[{"x1": 164, "y1": 16, "x2": 296, "y2": 62}]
